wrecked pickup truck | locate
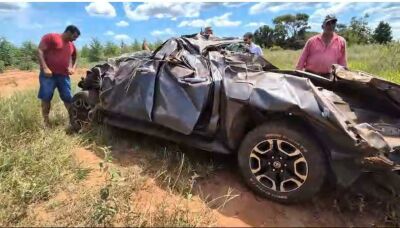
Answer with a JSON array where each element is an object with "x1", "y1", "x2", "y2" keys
[{"x1": 71, "y1": 33, "x2": 400, "y2": 203}]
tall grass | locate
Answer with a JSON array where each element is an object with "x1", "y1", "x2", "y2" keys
[
  {"x1": 264, "y1": 42, "x2": 400, "y2": 83},
  {"x1": 0, "y1": 91, "x2": 81, "y2": 225},
  {"x1": 0, "y1": 91, "x2": 216, "y2": 226},
  {"x1": 347, "y1": 43, "x2": 400, "y2": 83}
]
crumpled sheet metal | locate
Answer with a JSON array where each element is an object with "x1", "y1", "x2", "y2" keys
[
  {"x1": 333, "y1": 64, "x2": 400, "y2": 107},
  {"x1": 93, "y1": 34, "x2": 397, "y2": 156},
  {"x1": 333, "y1": 64, "x2": 373, "y2": 83},
  {"x1": 223, "y1": 66, "x2": 395, "y2": 155},
  {"x1": 248, "y1": 73, "x2": 323, "y2": 116},
  {"x1": 100, "y1": 60, "x2": 158, "y2": 123},
  {"x1": 98, "y1": 36, "x2": 216, "y2": 135}
]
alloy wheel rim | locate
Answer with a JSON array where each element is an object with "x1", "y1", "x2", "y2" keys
[{"x1": 249, "y1": 138, "x2": 308, "y2": 193}]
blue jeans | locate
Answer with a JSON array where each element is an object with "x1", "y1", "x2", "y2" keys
[{"x1": 38, "y1": 71, "x2": 72, "y2": 103}]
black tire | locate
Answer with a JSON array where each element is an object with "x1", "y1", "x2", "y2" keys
[
  {"x1": 238, "y1": 120, "x2": 327, "y2": 203},
  {"x1": 70, "y1": 91, "x2": 91, "y2": 132}
]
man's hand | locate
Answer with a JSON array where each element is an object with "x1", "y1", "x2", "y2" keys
[
  {"x1": 68, "y1": 67, "x2": 75, "y2": 75},
  {"x1": 43, "y1": 67, "x2": 53, "y2": 77}
]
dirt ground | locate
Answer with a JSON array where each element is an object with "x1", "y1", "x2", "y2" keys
[
  {"x1": 0, "y1": 69, "x2": 85, "y2": 97},
  {"x1": 0, "y1": 70, "x2": 381, "y2": 227}
]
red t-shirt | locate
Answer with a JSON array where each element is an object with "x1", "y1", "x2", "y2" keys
[{"x1": 39, "y1": 33, "x2": 76, "y2": 75}]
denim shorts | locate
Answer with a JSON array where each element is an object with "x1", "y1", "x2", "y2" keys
[{"x1": 38, "y1": 71, "x2": 72, "y2": 103}]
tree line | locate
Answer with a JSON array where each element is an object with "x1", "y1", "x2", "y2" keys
[
  {"x1": 80, "y1": 38, "x2": 164, "y2": 62},
  {"x1": 0, "y1": 37, "x2": 164, "y2": 73},
  {"x1": 0, "y1": 38, "x2": 38, "y2": 73},
  {"x1": 0, "y1": 12, "x2": 395, "y2": 73},
  {"x1": 254, "y1": 13, "x2": 394, "y2": 49}
]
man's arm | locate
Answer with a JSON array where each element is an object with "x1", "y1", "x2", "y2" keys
[
  {"x1": 142, "y1": 40, "x2": 150, "y2": 51},
  {"x1": 296, "y1": 40, "x2": 310, "y2": 70},
  {"x1": 68, "y1": 46, "x2": 78, "y2": 75},
  {"x1": 37, "y1": 37, "x2": 52, "y2": 76},
  {"x1": 257, "y1": 46, "x2": 264, "y2": 57},
  {"x1": 338, "y1": 39, "x2": 347, "y2": 67}
]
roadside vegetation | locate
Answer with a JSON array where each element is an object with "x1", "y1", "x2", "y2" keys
[
  {"x1": 1, "y1": 42, "x2": 399, "y2": 226},
  {"x1": 0, "y1": 91, "x2": 79, "y2": 224},
  {"x1": 0, "y1": 12, "x2": 396, "y2": 73},
  {"x1": 0, "y1": 37, "x2": 164, "y2": 73},
  {"x1": 254, "y1": 14, "x2": 393, "y2": 49},
  {"x1": 265, "y1": 42, "x2": 400, "y2": 83},
  {"x1": 0, "y1": 90, "x2": 218, "y2": 226},
  {"x1": 0, "y1": 11, "x2": 399, "y2": 227}
]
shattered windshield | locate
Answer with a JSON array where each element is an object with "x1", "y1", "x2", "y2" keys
[{"x1": 224, "y1": 42, "x2": 248, "y2": 53}]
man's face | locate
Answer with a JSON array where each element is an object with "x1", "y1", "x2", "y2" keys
[
  {"x1": 205, "y1": 28, "x2": 213, "y2": 35},
  {"x1": 243, "y1": 36, "x2": 251, "y2": 44},
  {"x1": 323, "y1": 20, "x2": 336, "y2": 33},
  {"x1": 68, "y1": 32, "x2": 80, "y2": 42}
]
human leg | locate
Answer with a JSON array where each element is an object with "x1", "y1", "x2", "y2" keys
[{"x1": 38, "y1": 72, "x2": 56, "y2": 127}]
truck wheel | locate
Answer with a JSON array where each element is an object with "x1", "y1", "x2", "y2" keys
[
  {"x1": 70, "y1": 91, "x2": 91, "y2": 132},
  {"x1": 238, "y1": 120, "x2": 327, "y2": 203}
]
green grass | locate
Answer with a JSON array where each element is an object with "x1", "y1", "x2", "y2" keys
[
  {"x1": 264, "y1": 42, "x2": 400, "y2": 84},
  {"x1": 0, "y1": 91, "x2": 82, "y2": 225},
  {"x1": 0, "y1": 90, "x2": 216, "y2": 226}
]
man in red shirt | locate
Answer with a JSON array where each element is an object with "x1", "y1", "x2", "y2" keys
[
  {"x1": 37, "y1": 25, "x2": 80, "y2": 127},
  {"x1": 296, "y1": 15, "x2": 347, "y2": 78}
]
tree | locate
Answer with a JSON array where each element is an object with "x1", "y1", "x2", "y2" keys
[
  {"x1": 336, "y1": 23, "x2": 347, "y2": 34},
  {"x1": 340, "y1": 15, "x2": 372, "y2": 45},
  {"x1": 80, "y1": 44, "x2": 90, "y2": 58},
  {"x1": 271, "y1": 13, "x2": 311, "y2": 49},
  {"x1": 273, "y1": 24, "x2": 288, "y2": 47},
  {"x1": 304, "y1": 31, "x2": 319, "y2": 40},
  {"x1": 254, "y1": 25, "x2": 275, "y2": 48},
  {"x1": 130, "y1": 39, "x2": 141, "y2": 52},
  {"x1": 272, "y1": 13, "x2": 310, "y2": 41},
  {"x1": 373, "y1": 21, "x2": 392, "y2": 44},
  {"x1": 88, "y1": 38, "x2": 104, "y2": 62},
  {"x1": 15, "y1": 41, "x2": 38, "y2": 71},
  {"x1": 0, "y1": 60, "x2": 5, "y2": 73},
  {"x1": 19, "y1": 41, "x2": 38, "y2": 63},
  {"x1": 104, "y1": 41, "x2": 120, "y2": 57},
  {"x1": 120, "y1": 40, "x2": 130, "y2": 54},
  {"x1": 0, "y1": 37, "x2": 18, "y2": 67}
]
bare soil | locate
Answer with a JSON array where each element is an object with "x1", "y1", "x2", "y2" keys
[
  {"x1": 0, "y1": 70, "x2": 381, "y2": 227},
  {"x1": 0, "y1": 69, "x2": 84, "y2": 97}
]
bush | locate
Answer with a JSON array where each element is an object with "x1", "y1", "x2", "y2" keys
[
  {"x1": 269, "y1": 45, "x2": 283, "y2": 51},
  {"x1": 0, "y1": 37, "x2": 19, "y2": 67},
  {"x1": 78, "y1": 57, "x2": 90, "y2": 68},
  {"x1": 0, "y1": 60, "x2": 5, "y2": 73},
  {"x1": 17, "y1": 61, "x2": 36, "y2": 71}
]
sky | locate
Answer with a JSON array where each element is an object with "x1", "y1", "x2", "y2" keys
[{"x1": 0, "y1": 1, "x2": 400, "y2": 48}]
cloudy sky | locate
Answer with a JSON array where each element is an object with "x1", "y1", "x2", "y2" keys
[{"x1": 0, "y1": 2, "x2": 399, "y2": 48}]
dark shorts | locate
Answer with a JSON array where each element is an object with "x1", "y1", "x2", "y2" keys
[{"x1": 38, "y1": 71, "x2": 72, "y2": 103}]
